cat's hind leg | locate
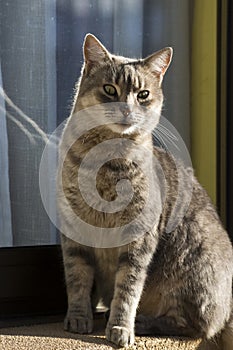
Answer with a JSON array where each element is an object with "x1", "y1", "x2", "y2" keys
[{"x1": 135, "y1": 313, "x2": 200, "y2": 338}]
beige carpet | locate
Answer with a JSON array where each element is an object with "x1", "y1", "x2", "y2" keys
[{"x1": 0, "y1": 317, "x2": 203, "y2": 350}]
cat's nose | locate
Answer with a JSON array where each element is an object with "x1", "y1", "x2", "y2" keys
[{"x1": 120, "y1": 106, "x2": 131, "y2": 118}]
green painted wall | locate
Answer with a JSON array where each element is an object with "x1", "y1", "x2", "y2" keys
[{"x1": 191, "y1": 0, "x2": 217, "y2": 204}]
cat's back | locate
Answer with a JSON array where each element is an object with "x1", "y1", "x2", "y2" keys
[{"x1": 150, "y1": 146, "x2": 233, "y2": 285}]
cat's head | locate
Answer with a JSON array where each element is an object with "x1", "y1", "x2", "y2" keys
[{"x1": 75, "y1": 34, "x2": 173, "y2": 135}]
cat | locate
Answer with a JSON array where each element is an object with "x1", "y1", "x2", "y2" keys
[{"x1": 57, "y1": 33, "x2": 233, "y2": 349}]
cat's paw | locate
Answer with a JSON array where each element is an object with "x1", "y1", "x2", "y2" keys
[
  {"x1": 106, "y1": 325, "x2": 135, "y2": 347},
  {"x1": 64, "y1": 315, "x2": 93, "y2": 334}
]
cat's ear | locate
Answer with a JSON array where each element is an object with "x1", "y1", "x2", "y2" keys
[
  {"x1": 144, "y1": 47, "x2": 173, "y2": 83},
  {"x1": 83, "y1": 34, "x2": 111, "y2": 72}
]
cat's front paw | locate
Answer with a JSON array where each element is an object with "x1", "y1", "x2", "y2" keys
[
  {"x1": 64, "y1": 315, "x2": 93, "y2": 334},
  {"x1": 106, "y1": 324, "x2": 135, "y2": 347}
]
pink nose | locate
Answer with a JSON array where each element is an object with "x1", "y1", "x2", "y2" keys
[{"x1": 121, "y1": 107, "x2": 131, "y2": 118}]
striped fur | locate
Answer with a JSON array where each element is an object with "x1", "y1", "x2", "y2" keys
[{"x1": 58, "y1": 34, "x2": 233, "y2": 348}]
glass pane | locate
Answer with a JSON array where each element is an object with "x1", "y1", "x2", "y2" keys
[{"x1": 0, "y1": 0, "x2": 190, "y2": 247}]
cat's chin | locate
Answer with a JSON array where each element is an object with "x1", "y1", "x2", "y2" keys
[{"x1": 107, "y1": 123, "x2": 139, "y2": 136}]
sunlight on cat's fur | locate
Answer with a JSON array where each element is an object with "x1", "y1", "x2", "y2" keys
[{"x1": 57, "y1": 34, "x2": 233, "y2": 349}]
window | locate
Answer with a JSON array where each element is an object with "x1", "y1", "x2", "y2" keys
[{"x1": 2, "y1": 0, "x2": 227, "y2": 318}]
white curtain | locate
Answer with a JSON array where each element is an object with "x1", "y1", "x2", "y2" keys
[
  {"x1": 0, "y1": 62, "x2": 13, "y2": 246},
  {"x1": 0, "y1": 0, "x2": 57, "y2": 246}
]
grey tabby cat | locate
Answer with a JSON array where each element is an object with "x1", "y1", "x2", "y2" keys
[{"x1": 57, "y1": 34, "x2": 233, "y2": 349}]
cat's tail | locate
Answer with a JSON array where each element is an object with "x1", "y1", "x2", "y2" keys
[{"x1": 198, "y1": 311, "x2": 233, "y2": 350}]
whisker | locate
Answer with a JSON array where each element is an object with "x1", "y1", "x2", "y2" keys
[
  {"x1": 154, "y1": 125, "x2": 180, "y2": 151},
  {"x1": 152, "y1": 130, "x2": 168, "y2": 151},
  {"x1": 157, "y1": 123, "x2": 178, "y2": 141}
]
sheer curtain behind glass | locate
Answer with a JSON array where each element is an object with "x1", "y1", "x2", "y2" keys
[
  {"x1": 0, "y1": 0, "x2": 57, "y2": 246},
  {"x1": 0, "y1": 63, "x2": 12, "y2": 246},
  {"x1": 0, "y1": 0, "x2": 190, "y2": 247}
]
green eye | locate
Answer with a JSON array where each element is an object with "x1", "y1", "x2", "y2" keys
[
  {"x1": 137, "y1": 90, "x2": 150, "y2": 100},
  {"x1": 103, "y1": 84, "x2": 117, "y2": 96}
]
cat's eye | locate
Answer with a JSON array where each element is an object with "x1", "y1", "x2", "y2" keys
[
  {"x1": 137, "y1": 90, "x2": 150, "y2": 100},
  {"x1": 103, "y1": 84, "x2": 117, "y2": 96}
]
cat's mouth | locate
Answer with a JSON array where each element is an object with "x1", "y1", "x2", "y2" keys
[
  {"x1": 112, "y1": 112, "x2": 142, "y2": 126},
  {"x1": 102, "y1": 107, "x2": 143, "y2": 134},
  {"x1": 117, "y1": 116, "x2": 134, "y2": 126}
]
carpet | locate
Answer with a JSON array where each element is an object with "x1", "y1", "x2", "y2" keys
[{"x1": 0, "y1": 316, "x2": 203, "y2": 350}]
